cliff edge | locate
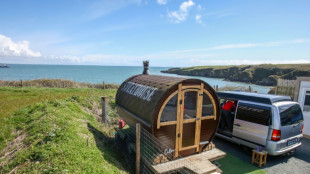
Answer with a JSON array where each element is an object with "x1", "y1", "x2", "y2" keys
[{"x1": 161, "y1": 64, "x2": 310, "y2": 86}]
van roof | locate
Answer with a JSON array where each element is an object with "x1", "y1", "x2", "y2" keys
[{"x1": 216, "y1": 91, "x2": 292, "y2": 105}]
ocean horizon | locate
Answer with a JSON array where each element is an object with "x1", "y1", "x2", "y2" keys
[{"x1": 0, "y1": 64, "x2": 270, "y2": 93}]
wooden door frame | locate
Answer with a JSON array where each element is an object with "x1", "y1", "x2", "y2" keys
[
  {"x1": 157, "y1": 83, "x2": 216, "y2": 158},
  {"x1": 174, "y1": 84, "x2": 203, "y2": 157}
]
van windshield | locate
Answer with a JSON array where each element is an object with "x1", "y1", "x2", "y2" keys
[{"x1": 279, "y1": 104, "x2": 303, "y2": 126}]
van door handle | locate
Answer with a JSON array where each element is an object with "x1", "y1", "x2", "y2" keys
[{"x1": 234, "y1": 124, "x2": 241, "y2": 127}]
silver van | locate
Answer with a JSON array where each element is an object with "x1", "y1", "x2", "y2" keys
[{"x1": 216, "y1": 91, "x2": 304, "y2": 155}]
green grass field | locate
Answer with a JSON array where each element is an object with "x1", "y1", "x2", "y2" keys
[
  {"x1": 0, "y1": 87, "x2": 126, "y2": 173},
  {"x1": 0, "y1": 86, "x2": 266, "y2": 174}
]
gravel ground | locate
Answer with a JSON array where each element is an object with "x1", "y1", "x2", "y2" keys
[{"x1": 213, "y1": 137, "x2": 310, "y2": 174}]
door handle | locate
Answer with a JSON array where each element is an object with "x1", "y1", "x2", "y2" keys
[{"x1": 234, "y1": 124, "x2": 241, "y2": 127}]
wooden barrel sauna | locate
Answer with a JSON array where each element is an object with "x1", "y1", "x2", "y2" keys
[{"x1": 116, "y1": 74, "x2": 220, "y2": 157}]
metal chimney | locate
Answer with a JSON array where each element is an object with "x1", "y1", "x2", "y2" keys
[{"x1": 142, "y1": 60, "x2": 150, "y2": 75}]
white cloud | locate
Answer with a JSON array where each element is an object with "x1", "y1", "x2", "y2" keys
[
  {"x1": 168, "y1": 0, "x2": 195, "y2": 23},
  {"x1": 164, "y1": 38, "x2": 310, "y2": 54},
  {"x1": 197, "y1": 4, "x2": 202, "y2": 11},
  {"x1": 211, "y1": 43, "x2": 257, "y2": 50},
  {"x1": 157, "y1": 0, "x2": 167, "y2": 5},
  {"x1": 195, "y1": 14, "x2": 202, "y2": 24},
  {"x1": 204, "y1": 10, "x2": 233, "y2": 19},
  {"x1": 0, "y1": 34, "x2": 41, "y2": 58},
  {"x1": 86, "y1": 0, "x2": 141, "y2": 20}
]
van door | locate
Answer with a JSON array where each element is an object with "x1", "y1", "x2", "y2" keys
[
  {"x1": 232, "y1": 102, "x2": 271, "y2": 146},
  {"x1": 278, "y1": 103, "x2": 303, "y2": 140}
]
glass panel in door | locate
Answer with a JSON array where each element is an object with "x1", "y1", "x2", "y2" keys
[
  {"x1": 182, "y1": 91, "x2": 197, "y2": 147},
  {"x1": 183, "y1": 91, "x2": 197, "y2": 119},
  {"x1": 202, "y1": 93, "x2": 214, "y2": 117}
]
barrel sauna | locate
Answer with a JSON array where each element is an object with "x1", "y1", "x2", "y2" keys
[{"x1": 116, "y1": 74, "x2": 220, "y2": 158}]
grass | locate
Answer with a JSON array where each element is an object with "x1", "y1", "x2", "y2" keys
[
  {"x1": 217, "y1": 153, "x2": 266, "y2": 174},
  {"x1": 0, "y1": 87, "x2": 125, "y2": 173},
  {"x1": 0, "y1": 79, "x2": 119, "y2": 89},
  {"x1": 0, "y1": 87, "x2": 112, "y2": 120}
]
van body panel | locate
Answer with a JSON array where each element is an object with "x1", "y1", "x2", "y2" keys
[
  {"x1": 265, "y1": 134, "x2": 303, "y2": 155},
  {"x1": 281, "y1": 124, "x2": 303, "y2": 140},
  {"x1": 232, "y1": 101, "x2": 271, "y2": 146},
  {"x1": 271, "y1": 106, "x2": 281, "y2": 129},
  {"x1": 232, "y1": 119, "x2": 269, "y2": 146}
]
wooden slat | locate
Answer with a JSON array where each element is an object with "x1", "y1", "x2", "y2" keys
[
  {"x1": 182, "y1": 85, "x2": 201, "y2": 89},
  {"x1": 159, "y1": 121, "x2": 177, "y2": 126},
  {"x1": 203, "y1": 89, "x2": 217, "y2": 120},
  {"x1": 182, "y1": 89, "x2": 200, "y2": 93},
  {"x1": 182, "y1": 118, "x2": 196, "y2": 123},
  {"x1": 201, "y1": 115, "x2": 216, "y2": 120},
  {"x1": 195, "y1": 83, "x2": 203, "y2": 152},
  {"x1": 151, "y1": 148, "x2": 226, "y2": 174},
  {"x1": 175, "y1": 83, "x2": 182, "y2": 158},
  {"x1": 179, "y1": 145, "x2": 197, "y2": 151},
  {"x1": 178, "y1": 90, "x2": 184, "y2": 151},
  {"x1": 187, "y1": 158, "x2": 217, "y2": 174}
]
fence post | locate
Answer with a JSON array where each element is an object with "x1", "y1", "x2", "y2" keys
[
  {"x1": 20, "y1": 80, "x2": 23, "y2": 87},
  {"x1": 136, "y1": 123, "x2": 141, "y2": 174},
  {"x1": 101, "y1": 97, "x2": 107, "y2": 123},
  {"x1": 215, "y1": 85, "x2": 218, "y2": 91},
  {"x1": 103, "y1": 81, "x2": 105, "y2": 90}
]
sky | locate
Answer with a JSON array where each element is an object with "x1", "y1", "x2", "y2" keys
[{"x1": 0, "y1": 0, "x2": 310, "y2": 67}]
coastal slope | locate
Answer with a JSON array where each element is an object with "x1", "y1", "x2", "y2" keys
[
  {"x1": 161, "y1": 64, "x2": 310, "y2": 86},
  {"x1": 0, "y1": 87, "x2": 126, "y2": 173}
]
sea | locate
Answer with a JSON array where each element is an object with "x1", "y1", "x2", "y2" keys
[{"x1": 0, "y1": 64, "x2": 271, "y2": 93}]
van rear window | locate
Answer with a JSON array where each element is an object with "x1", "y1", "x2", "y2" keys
[
  {"x1": 236, "y1": 103, "x2": 271, "y2": 126},
  {"x1": 279, "y1": 104, "x2": 303, "y2": 126}
]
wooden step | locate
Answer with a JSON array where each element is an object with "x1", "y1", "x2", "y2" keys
[{"x1": 151, "y1": 148, "x2": 226, "y2": 174}]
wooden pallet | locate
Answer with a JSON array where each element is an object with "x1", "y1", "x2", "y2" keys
[{"x1": 151, "y1": 148, "x2": 226, "y2": 174}]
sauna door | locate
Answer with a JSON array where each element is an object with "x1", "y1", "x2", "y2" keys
[
  {"x1": 177, "y1": 87, "x2": 203, "y2": 155},
  {"x1": 157, "y1": 83, "x2": 216, "y2": 158}
]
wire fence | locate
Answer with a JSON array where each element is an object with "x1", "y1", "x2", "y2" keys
[{"x1": 114, "y1": 124, "x2": 207, "y2": 174}]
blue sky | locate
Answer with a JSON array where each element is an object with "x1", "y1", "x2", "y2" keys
[{"x1": 0, "y1": 0, "x2": 309, "y2": 67}]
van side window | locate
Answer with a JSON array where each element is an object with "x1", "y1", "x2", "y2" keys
[{"x1": 236, "y1": 103, "x2": 271, "y2": 126}]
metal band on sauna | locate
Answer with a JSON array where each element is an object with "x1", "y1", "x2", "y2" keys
[{"x1": 121, "y1": 82, "x2": 158, "y2": 102}]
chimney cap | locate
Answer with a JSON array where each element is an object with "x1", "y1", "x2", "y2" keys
[{"x1": 142, "y1": 60, "x2": 150, "y2": 75}]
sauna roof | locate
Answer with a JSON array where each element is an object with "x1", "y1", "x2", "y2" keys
[{"x1": 116, "y1": 75, "x2": 212, "y2": 126}]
